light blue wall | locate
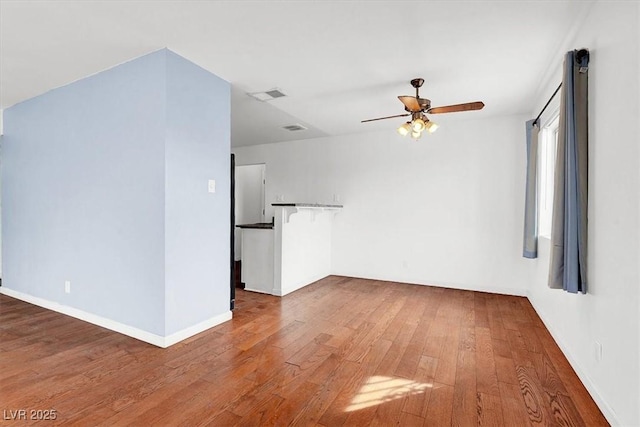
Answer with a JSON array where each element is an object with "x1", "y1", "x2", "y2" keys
[
  {"x1": 0, "y1": 133, "x2": 3, "y2": 277},
  {"x1": 164, "y1": 51, "x2": 230, "y2": 335},
  {"x1": 3, "y1": 50, "x2": 167, "y2": 334},
  {"x1": 2, "y1": 49, "x2": 230, "y2": 339}
]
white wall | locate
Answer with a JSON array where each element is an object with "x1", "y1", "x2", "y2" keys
[
  {"x1": 526, "y1": 2, "x2": 639, "y2": 426},
  {"x1": 233, "y1": 5, "x2": 640, "y2": 423},
  {"x1": 234, "y1": 113, "x2": 530, "y2": 296},
  {"x1": 234, "y1": 164, "x2": 265, "y2": 260}
]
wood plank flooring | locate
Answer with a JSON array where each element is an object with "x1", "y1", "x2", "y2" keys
[{"x1": 0, "y1": 276, "x2": 608, "y2": 426}]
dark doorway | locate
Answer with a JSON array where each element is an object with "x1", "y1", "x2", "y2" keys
[{"x1": 230, "y1": 153, "x2": 235, "y2": 310}]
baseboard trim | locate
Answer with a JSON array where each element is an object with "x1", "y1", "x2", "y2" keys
[
  {"x1": 421, "y1": 280, "x2": 526, "y2": 297},
  {"x1": 0, "y1": 287, "x2": 232, "y2": 348},
  {"x1": 244, "y1": 286, "x2": 274, "y2": 295},
  {"x1": 278, "y1": 273, "x2": 335, "y2": 297},
  {"x1": 526, "y1": 292, "x2": 619, "y2": 426},
  {"x1": 330, "y1": 273, "x2": 526, "y2": 297},
  {"x1": 163, "y1": 311, "x2": 233, "y2": 348}
]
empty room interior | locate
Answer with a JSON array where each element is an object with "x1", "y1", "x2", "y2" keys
[{"x1": 1, "y1": 1, "x2": 639, "y2": 426}]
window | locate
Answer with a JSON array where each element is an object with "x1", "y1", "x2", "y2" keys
[{"x1": 538, "y1": 114, "x2": 559, "y2": 238}]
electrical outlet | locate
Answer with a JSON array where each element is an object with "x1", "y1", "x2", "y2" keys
[
  {"x1": 208, "y1": 179, "x2": 216, "y2": 193},
  {"x1": 594, "y1": 341, "x2": 602, "y2": 362},
  {"x1": 65, "y1": 280, "x2": 71, "y2": 294}
]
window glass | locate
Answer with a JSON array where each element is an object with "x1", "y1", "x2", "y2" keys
[{"x1": 538, "y1": 114, "x2": 559, "y2": 238}]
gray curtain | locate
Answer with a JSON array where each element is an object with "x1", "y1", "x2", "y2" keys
[
  {"x1": 523, "y1": 119, "x2": 539, "y2": 258},
  {"x1": 548, "y1": 49, "x2": 589, "y2": 293}
]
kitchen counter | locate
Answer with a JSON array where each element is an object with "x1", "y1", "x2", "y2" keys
[
  {"x1": 238, "y1": 203, "x2": 343, "y2": 297},
  {"x1": 236, "y1": 222, "x2": 274, "y2": 229}
]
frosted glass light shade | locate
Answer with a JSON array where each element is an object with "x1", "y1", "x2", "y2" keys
[
  {"x1": 411, "y1": 118, "x2": 426, "y2": 132},
  {"x1": 397, "y1": 123, "x2": 411, "y2": 136}
]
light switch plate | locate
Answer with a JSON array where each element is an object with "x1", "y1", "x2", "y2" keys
[{"x1": 208, "y1": 180, "x2": 216, "y2": 193}]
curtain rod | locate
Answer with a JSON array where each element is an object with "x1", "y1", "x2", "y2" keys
[
  {"x1": 533, "y1": 83, "x2": 562, "y2": 127},
  {"x1": 533, "y1": 48, "x2": 589, "y2": 127}
]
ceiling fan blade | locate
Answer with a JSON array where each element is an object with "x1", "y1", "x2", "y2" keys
[
  {"x1": 361, "y1": 113, "x2": 410, "y2": 123},
  {"x1": 427, "y1": 101, "x2": 485, "y2": 114},
  {"x1": 398, "y1": 96, "x2": 422, "y2": 112}
]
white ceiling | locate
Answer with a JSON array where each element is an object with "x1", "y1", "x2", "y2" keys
[{"x1": 0, "y1": 1, "x2": 589, "y2": 147}]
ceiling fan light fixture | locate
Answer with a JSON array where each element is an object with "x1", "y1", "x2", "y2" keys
[
  {"x1": 397, "y1": 122, "x2": 411, "y2": 136},
  {"x1": 361, "y1": 78, "x2": 484, "y2": 136},
  {"x1": 411, "y1": 118, "x2": 426, "y2": 132}
]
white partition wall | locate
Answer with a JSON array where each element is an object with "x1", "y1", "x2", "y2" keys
[{"x1": 273, "y1": 205, "x2": 341, "y2": 296}]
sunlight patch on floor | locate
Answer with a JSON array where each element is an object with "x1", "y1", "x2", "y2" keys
[{"x1": 345, "y1": 375, "x2": 433, "y2": 412}]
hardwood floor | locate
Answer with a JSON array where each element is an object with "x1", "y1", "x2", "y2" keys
[{"x1": 0, "y1": 276, "x2": 608, "y2": 426}]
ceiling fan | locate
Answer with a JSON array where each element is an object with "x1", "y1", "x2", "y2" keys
[{"x1": 362, "y1": 78, "x2": 484, "y2": 139}]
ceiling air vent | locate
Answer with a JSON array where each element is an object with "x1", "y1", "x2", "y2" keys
[
  {"x1": 283, "y1": 124, "x2": 308, "y2": 132},
  {"x1": 248, "y1": 88, "x2": 287, "y2": 102},
  {"x1": 265, "y1": 89, "x2": 286, "y2": 99}
]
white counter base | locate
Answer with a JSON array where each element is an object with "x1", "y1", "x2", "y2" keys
[
  {"x1": 240, "y1": 228, "x2": 274, "y2": 294},
  {"x1": 240, "y1": 204, "x2": 342, "y2": 297},
  {"x1": 274, "y1": 207, "x2": 333, "y2": 296}
]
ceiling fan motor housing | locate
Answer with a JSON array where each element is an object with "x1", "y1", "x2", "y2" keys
[
  {"x1": 410, "y1": 78, "x2": 424, "y2": 88},
  {"x1": 403, "y1": 98, "x2": 430, "y2": 113},
  {"x1": 410, "y1": 78, "x2": 429, "y2": 111}
]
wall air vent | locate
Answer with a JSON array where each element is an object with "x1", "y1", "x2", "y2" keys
[
  {"x1": 248, "y1": 88, "x2": 287, "y2": 102},
  {"x1": 283, "y1": 124, "x2": 308, "y2": 132}
]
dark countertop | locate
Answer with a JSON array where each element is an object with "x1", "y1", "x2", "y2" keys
[
  {"x1": 272, "y1": 203, "x2": 344, "y2": 208},
  {"x1": 236, "y1": 222, "x2": 274, "y2": 229}
]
